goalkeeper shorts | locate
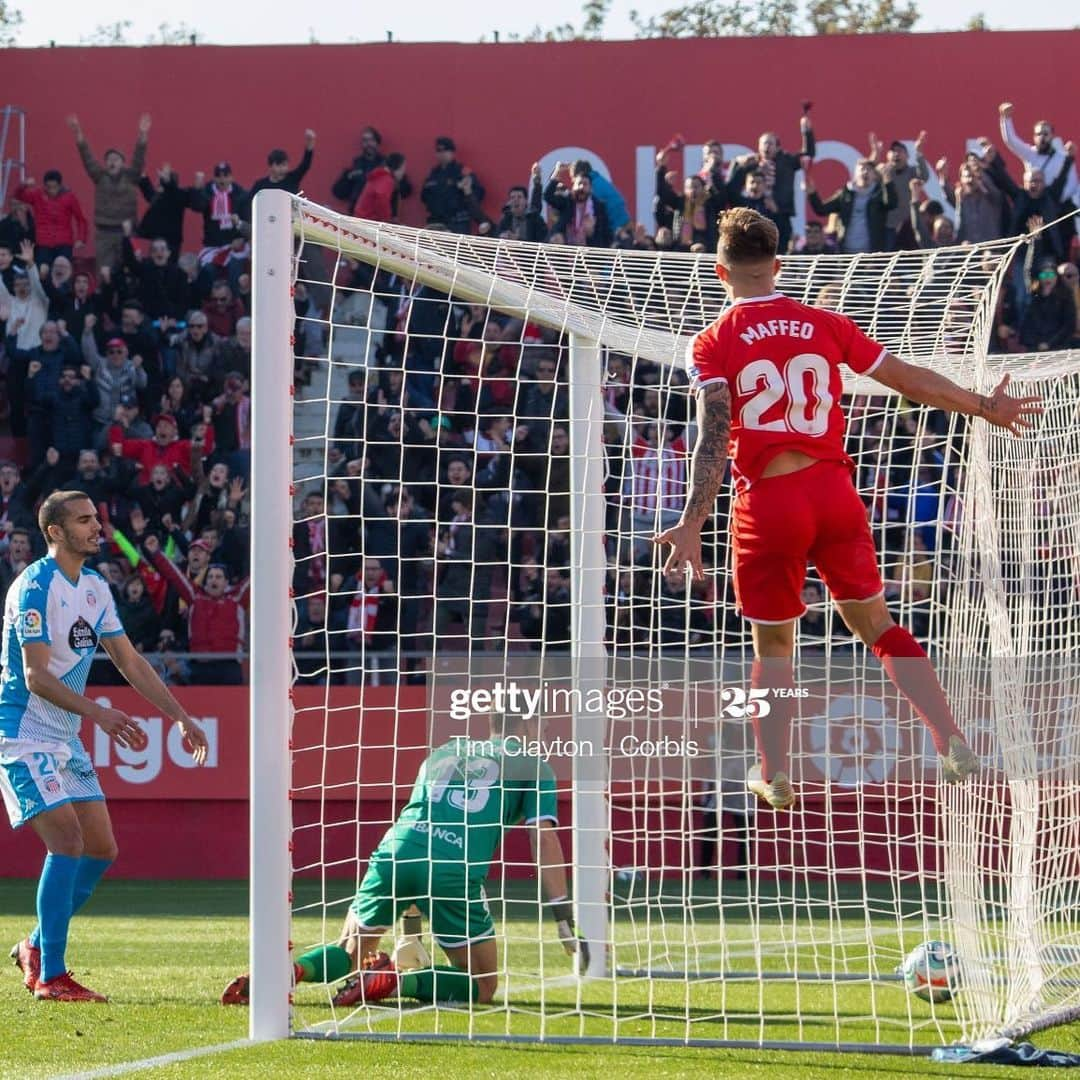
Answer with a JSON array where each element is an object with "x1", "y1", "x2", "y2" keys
[
  {"x1": 0, "y1": 736, "x2": 105, "y2": 829},
  {"x1": 351, "y1": 850, "x2": 495, "y2": 948},
  {"x1": 731, "y1": 459, "x2": 884, "y2": 624}
]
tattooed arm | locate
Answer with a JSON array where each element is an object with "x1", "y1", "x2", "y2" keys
[{"x1": 653, "y1": 381, "x2": 731, "y2": 580}]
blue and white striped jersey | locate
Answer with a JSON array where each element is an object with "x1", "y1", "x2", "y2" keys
[{"x1": 0, "y1": 557, "x2": 125, "y2": 743}]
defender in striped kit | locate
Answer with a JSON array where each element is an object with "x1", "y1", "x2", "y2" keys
[{"x1": 1, "y1": 490, "x2": 208, "y2": 1002}]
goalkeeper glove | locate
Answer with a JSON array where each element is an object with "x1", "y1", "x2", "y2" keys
[{"x1": 549, "y1": 898, "x2": 590, "y2": 973}]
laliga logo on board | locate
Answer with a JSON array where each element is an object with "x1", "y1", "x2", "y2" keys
[{"x1": 90, "y1": 696, "x2": 218, "y2": 783}]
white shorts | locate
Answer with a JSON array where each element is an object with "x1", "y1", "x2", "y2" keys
[{"x1": 0, "y1": 736, "x2": 104, "y2": 829}]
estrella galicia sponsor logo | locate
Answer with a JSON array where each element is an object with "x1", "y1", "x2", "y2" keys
[{"x1": 69, "y1": 616, "x2": 98, "y2": 653}]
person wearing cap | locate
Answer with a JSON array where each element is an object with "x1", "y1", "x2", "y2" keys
[
  {"x1": 107, "y1": 393, "x2": 154, "y2": 445},
  {"x1": 250, "y1": 129, "x2": 316, "y2": 198},
  {"x1": 12, "y1": 171, "x2": 88, "y2": 268},
  {"x1": 66, "y1": 112, "x2": 150, "y2": 273},
  {"x1": 191, "y1": 162, "x2": 250, "y2": 253},
  {"x1": 421, "y1": 137, "x2": 487, "y2": 234},
  {"x1": 107, "y1": 410, "x2": 214, "y2": 484},
  {"x1": 875, "y1": 133, "x2": 930, "y2": 250},
  {"x1": 80, "y1": 313, "x2": 149, "y2": 428},
  {"x1": 1021, "y1": 259, "x2": 1077, "y2": 352}
]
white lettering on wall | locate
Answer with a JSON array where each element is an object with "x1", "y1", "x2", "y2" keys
[{"x1": 91, "y1": 695, "x2": 219, "y2": 783}]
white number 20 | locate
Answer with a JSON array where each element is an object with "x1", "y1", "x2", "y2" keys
[{"x1": 737, "y1": 353, "x2": 833, "y2": 436}]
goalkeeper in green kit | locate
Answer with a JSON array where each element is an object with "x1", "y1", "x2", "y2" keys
[{"x1": 222, "y1": 710, "x2": 587, "y2": 1007}]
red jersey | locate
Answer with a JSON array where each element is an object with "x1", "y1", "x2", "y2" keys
[{"x1": 686, "y1": 293, "x2": 886, "y2": 494}]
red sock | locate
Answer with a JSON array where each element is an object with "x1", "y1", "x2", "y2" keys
[
  {"x1": 871, "y1": 625, "x2": 962, "y2": 754},
  {"x1": 751, "y1": 657, "x2": 795, "y2": 782}
]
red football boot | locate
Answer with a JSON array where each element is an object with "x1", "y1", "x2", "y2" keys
[
  {"x1": 10, "y1": 939, "x2": 40, "y2": 993},
  {"x1": 332, "y1": 951, "x2": 398, "y2": 1007},
  {"x1": 221, "y1": 963, "x2": 305, "y2": 1005},
  {"x1": 34, "y1": 972, "x2": 108, "y2": 1003}
]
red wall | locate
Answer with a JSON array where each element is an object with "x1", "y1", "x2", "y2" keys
[{"x1": 6, "y1": 33, "x2": 1079, "y2": 245}]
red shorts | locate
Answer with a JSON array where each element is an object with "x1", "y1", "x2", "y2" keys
[{"x1": 731, "y1": 459, "x2": 883, "y2": 624}]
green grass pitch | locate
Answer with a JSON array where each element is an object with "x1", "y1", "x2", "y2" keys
[{"x1": 1, "y1": 878, "x2": 1077, "y2": 1079}]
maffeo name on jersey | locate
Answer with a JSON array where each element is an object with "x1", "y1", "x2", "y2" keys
[{"x1": 739, "y1": 320, "x2": 817, "y2": 346}]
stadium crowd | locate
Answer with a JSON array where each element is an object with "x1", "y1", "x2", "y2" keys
[{"x1": 0, "y1": 104, "x2": 1078, "y2": 682}]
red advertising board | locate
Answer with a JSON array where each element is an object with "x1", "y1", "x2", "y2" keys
[{"x1": 1, "y1": 679, "x2": 959, "y2": 880}]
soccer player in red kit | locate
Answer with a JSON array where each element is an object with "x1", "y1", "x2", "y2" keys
[{"x1": 656, "y1": 208, "x2": 1042, "y2": 810}]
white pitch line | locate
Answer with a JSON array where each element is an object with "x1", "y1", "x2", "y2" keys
[{"x1": 50, "y1": 1038, "x2": 252, "y2": 1080}]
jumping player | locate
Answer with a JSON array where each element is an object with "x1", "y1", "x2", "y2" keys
[
  {"x1": 223, "y1": 709, "x2": 585, "y2": 1006},
  {"x1": 2, "y1": 491, "x2": 208, "y2": 1001},
  {"x1": 656, "y1": 208, "x2": 1041, "y2": 810}
]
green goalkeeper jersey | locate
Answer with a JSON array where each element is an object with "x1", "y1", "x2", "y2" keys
[{"x1": 376, "y1": 737, "x2": 559, "y2": 879}]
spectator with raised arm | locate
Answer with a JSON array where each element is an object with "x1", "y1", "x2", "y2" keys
[
  {"x1": 875, "y1": 133, "x2": 930, "y2": 250},
  {"x1": 571, "y1": 159, "x2": 630, "y2": 232},
  {"x1": 121, "y1": 224, "x2": 190, "y2": 321},
  {"x1": 67, "y1": 112, "x2": 150, "y2": 273},
  {"x1": 998, "y1": 102, "x2": 1079, "y2": 205},
  {"x1": 192, "y1": 163, "x2": 250, "y2": 277},
  {"x1": 726, "y1": 104, "x2": 815, "y2": 253},
  {"x1": 0, "y1": 240, "x2": 50, "y2": 352},
  {"x1": 939, "y1": 155, "x2": 1003, "y2": 244},
  {"x1": 142, "y1": 533, "x2": 250, "y2": 685},
  {"x1": 137, "y1": 163, "x2": 204, "y2": 258},
  {"x1": 805, "y1": 158, "x2": 897, "y2": 254},
  {"x1": 108, "y1": 409, "x2": 210, "y2": 484},
  {"x1": 249, "y1": 130, "x2": 316, "y2": 198},
  {"x1": 81, "y1": 313, "x2": 148, "y2": 428},
  {"x1": 331, "y1": 126, "x2": 386, "y2": 213},
  {"x1": 26, "y1": 363, "x2": 100, "y2": 472},
  {"x1": 496, "y1": 165, "x2": 548, "y2": 242},
  {"x1": 655, "y1": 144, "x2": 723, "y2": 250},
  {"x1": 11, "y1": 171, "x2": 87, "y2": 267},
  {"x1": 421, "y1": 137, "x2": 487, "y2": 234},
  {"x1": 543, "y1": 162, "x2": 612, "y2": 248}
]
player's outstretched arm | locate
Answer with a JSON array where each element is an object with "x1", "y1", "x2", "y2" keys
[
  {"x1": 871, "y1": 353, "x2": 1042, "y2": 436},
  {"x1": 530, "y1": 821, "x2": 590, "y2": 971},
  {"x1": 99, "y1": 633, "x2": 208, "y2": 764},
  {"x1": 653, "y1": 380, "x2": 731, "y2": 580},
  {"x1": 22, "y1": 641, "x2": 146, "y2": 750}
]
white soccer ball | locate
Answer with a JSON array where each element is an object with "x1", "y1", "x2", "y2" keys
[{"x1": 900, "y1": 940, "x2": 961, "y2": 1004}]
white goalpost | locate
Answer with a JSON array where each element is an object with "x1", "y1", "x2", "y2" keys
[{"x1": 249, "y1": 187, "x2": 1080, "y2": 1052}]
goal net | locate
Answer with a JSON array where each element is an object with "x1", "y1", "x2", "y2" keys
[{"x1": 249, "y1": 188, "x2": 1080, "y2": 1052}]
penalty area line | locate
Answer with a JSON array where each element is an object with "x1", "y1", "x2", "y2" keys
[{"x1": 51, "y1": 1038, "x2": 252, "y2": 1080}]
